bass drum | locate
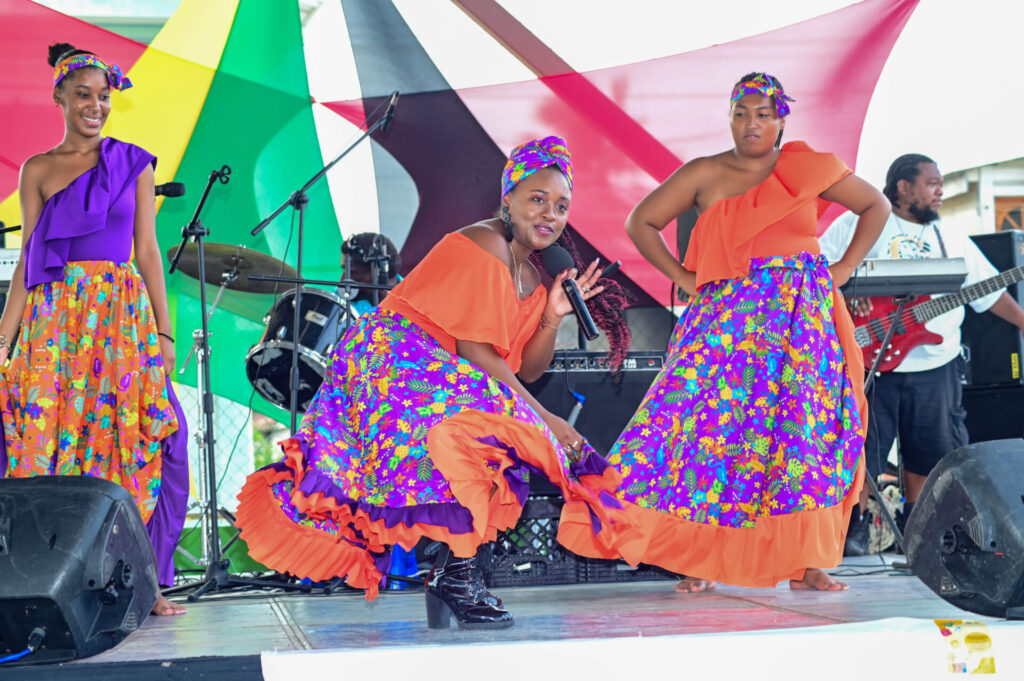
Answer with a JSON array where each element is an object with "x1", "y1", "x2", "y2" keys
[{"x1": 245, "y1": 287, "x2": 356, "y2": 412}]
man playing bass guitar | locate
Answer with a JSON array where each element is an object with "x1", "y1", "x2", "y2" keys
[{"x1": 820, "y1": 153, "x2": 1024, "y2": 554}]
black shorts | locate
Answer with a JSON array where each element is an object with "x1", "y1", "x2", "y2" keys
[{"x1": 863, "y1": 356, "x2": 968, "y2": 478}]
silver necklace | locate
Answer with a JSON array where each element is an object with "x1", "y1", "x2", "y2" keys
[{"x1": 507, "y1": 240, "x2": 523, "y2": 296}]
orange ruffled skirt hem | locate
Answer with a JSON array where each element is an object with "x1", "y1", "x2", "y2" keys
[
  {"x1": 562, "y1": 457, "x2": 864, "y2": 587},
  {"x1": 235, "y1": 410, "x2": 643, "y2": 600}
]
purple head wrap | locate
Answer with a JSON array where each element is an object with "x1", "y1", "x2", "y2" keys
[{"x1": 501, "y1": 136, "x2": 573, "y2": 197}]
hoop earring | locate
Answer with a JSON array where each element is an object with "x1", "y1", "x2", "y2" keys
[{"x1": 500, "y1": 205, "x2": 514, "y2": 242}]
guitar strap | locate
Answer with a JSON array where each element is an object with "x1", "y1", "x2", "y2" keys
[{"x1": 932, "y1": 224, "x2": 949, "y2": 258}]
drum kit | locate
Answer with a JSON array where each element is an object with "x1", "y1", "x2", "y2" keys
[
  {"x1": 167, "y1": 241, "x2": 381, "y2": 413},
  {"x1": 163, "y1": 93, "x2": 398, "y2": 601},
  {"x1": 164, "y1": 233, "x2": 393, "y2": 603}
]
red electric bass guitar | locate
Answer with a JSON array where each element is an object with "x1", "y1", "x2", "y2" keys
[{"x1": 854, "y1": 264, "x2": 1024, "y2": 372}]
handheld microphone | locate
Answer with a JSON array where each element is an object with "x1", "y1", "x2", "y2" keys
[
  {"x1": 155, "y1": 182, "x2": 186, "y2": 197},
  {"x1": 541, "y1": 245, "x2": 599, "y2": 340},
  {"x1": 380, "y1": 91, "x2": 399, "y2": 132},
  {"x1": 599, "y1": 260, "x2": 621, "y2": 279}
]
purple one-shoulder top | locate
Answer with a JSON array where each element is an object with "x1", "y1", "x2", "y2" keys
[{"x1": 23, "y1": 137, "x2": 156, "y2": 290}]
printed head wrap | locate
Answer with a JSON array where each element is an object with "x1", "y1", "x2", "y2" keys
[
  {"x1": 501, "y1": 136, "x2": 573, "y2": 197},
  {"x1": 54, "y1": 53, "x2": 133, "y2": 91},
  {"x1": 730, "y1": 73, "x2": 793, "y2": 118}
]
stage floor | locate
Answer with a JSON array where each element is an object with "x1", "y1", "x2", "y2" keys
[
  {"x1": 7, "y1": 553, "x2": 1024, "y2": 680},
  {"x1": 98, "y1": 555, "x2": 971, "y2": 658}
]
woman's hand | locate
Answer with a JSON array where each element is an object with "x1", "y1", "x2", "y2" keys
[
  {"x1": 546, "y1": 258, "x2": 605, "y2": 319},
  {"x1": 0, "y1": 329, "x2": 15, "y2": 367},
  {"x1": 541, "y1": 411, "x2": 586, "y2": 462},
  {"x1": 159, "y1": 336, "x2": 176, "y2": 376},
  {"x1": 828, "y1": 260, "x2": 857, "y2": 289}
]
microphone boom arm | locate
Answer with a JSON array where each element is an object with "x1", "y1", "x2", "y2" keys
[{"x1": 250, "y1": 90, "x2": 399, "y2": 237}]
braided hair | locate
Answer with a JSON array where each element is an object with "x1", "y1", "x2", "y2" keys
[
  {"x1": 528, "y1": 228, "x2": 635, "y2": 371},
  {"x1": 883, "y1": 153, "x2": 935, "y2": 208}
]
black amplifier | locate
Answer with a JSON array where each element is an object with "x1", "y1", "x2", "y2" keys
[
  {"x1": 546, "y1": 350, "x2": 664, "y2": 373},
  {"x1": 963, "y1": 230, "x2": 1024, "y2": 386},
  {"x1": 525, "y1": 350, "x2": 664, "y2": 456}
]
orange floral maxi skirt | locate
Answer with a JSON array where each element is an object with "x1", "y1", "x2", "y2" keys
[{"x1": 0, "y1": 261, "x2": 179, "y2": 523}]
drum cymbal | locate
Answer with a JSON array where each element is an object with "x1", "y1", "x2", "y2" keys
[{"x1": 167, "y1": 242, "x2": 297, "y2": 294}]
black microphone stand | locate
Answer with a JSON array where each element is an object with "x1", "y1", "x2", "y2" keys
[
  {"x1": 860, "y1": 295, "x2": 912, "y2": 556},
  {"x1": 251, "y1": 91, "x2": 399, "y2": 433},
  {"x1": 164, "y1": 166, "x2": 311, "y2": 601}
]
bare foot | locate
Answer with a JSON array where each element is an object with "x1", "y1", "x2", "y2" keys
[
  {"x1": 789, "y1": 568, "x2": 848, "y2": 591},
  {"x1": 675, "y1": 577, "x2": 717, "y2": 593},
  {"x1": 152, "y1": 595, "x2": 187, "y2": 616}
]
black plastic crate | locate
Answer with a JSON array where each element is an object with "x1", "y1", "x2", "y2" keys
[{"x1": 482, "y1": 495, "x2": 671, "y2": 587}]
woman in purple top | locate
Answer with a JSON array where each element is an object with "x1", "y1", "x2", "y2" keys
[{"x1": 0, "y1": 42, "x2": 188, "y2": 616}]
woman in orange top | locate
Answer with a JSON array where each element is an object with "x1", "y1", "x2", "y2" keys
[
  {"x1": 235, "y1": 137, "x2": 634, "y2": 629},
  {"x1": 611, "y1": 73, "x2": 889, "y2": 591}
]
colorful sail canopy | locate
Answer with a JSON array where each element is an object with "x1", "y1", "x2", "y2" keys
[{"x1": 0, "y1": 0, "x2": 917, "y2": 419}]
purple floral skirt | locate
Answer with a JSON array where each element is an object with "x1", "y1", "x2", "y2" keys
[
  {"x1": 611, "y1": 253, "x2": 863, "y2": 527},
  {"x1": 236, "y1": 308, "x2": 636, "y2": 598}
]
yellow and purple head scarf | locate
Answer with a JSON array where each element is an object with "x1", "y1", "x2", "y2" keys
[
  {"x1": 54, "y1": 53, "x2": 132, "y2": 91},
  {"x1": 501, "y1": 136, "x2": 573, "y2": 197},
  {"x1": 730, "y1": 73, "x2": 793, "y2": 118}
]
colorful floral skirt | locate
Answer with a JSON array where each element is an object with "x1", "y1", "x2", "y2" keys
[
  {"x1": 608, "y1": 253, "x2": 865, "y2": 586},
  {"x1": 0, "y1": 261, "x2": 179, "y2": 524},
  {"x1": 235, "y1": 309, "x2": 640, "y2": 599}
]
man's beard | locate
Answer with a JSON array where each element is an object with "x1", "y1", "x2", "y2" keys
[{"x1": 907, "y1": 200, "x2": 939, "y2": 224}]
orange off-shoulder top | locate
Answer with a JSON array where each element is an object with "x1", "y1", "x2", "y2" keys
[
  {"x1": 380, "y1": 232, "x2": 546, "y2": 374},
  {"x1": 683, "y1": 141, "x2": 851, "y2": 289}
]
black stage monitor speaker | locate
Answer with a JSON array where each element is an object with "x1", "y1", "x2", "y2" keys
[
  {"x1": 963, "y1": 230, "x2": 1024, "y2": 386},
  {"x1": 524, "y1": 350, "x2": 663, "y2": 456},
  {"x1": 0, "y1": 476, "x2": 158, "y2": 665},
  {"x1": 905, "y1": 440, "x2": 1024, "y2": 619}
]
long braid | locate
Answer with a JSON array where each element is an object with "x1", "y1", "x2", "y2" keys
[{"x1": 531, "y1": 228, "x2": 635, "y2": 371}]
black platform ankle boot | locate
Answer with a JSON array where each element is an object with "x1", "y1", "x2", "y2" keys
[
  {"x1": 462, "y1": 543, "x2": 502, "y2": 607},
  {"x1": 425, "y1": 546, "x2": 514, "y2": 630}
]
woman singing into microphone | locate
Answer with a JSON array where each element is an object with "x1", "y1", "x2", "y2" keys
[{"x1": 235, "y1": 136, "x2": 638, "y2": 629}]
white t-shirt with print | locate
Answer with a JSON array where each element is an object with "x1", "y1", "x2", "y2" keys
[{"x1": 819, "y1": 211, "x2": 1002, "y2": 373}]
